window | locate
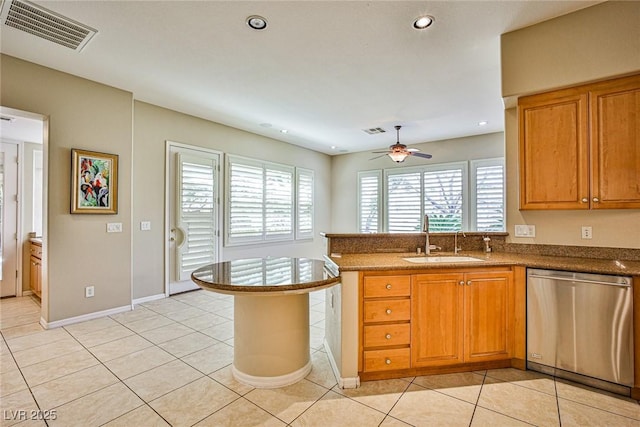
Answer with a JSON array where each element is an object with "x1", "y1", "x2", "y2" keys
[
  {"x1": 358, "y1": 170, "x2": 382, "y2": 233},
  {"x1": 226, "y1": 155, "x2": 314, "y2": 245},
  {"x1": 296, "y1": 168, "x2": 314, "y2": 239},
  {"x1": 358, "y1": 159, "x2": 504, "y2": 233},
  {"x1": 471, "y1": 159, "x2": 505, "y2": 231}
]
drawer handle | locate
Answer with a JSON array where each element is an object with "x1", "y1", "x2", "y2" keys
[
  {"x1": 385, "y1": 334, "x2": 392, "y2": 340},
  {"x1": 385, "y1": 309, "x2": 392, "y2": 315},
  {"x1": 385, "y1": 358, "x2": 391, "y2": 365},
  {"x1": 386, "y1": 284, "x2": 392, "y2": 290}
]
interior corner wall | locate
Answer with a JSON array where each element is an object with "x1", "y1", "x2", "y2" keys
[
  {"x1": 132, "y1": 101, "x2": 333, "y2": 300},
  {"x1": 330, "y1": 132, "x2": 505, "y2": 233},
  {"x1": 501, "y1": 1, "x2": 640, "y2": 249},
  {"x1": 1, "y1": 54, "x2": 133, "y2": 322}
]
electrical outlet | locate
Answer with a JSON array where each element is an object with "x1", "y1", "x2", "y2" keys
[
  {"x1": 140, "y1": 221, "x2": 151, "y2": 231},
  {"x1": 581, "y1": 226, "x2": 593, "y2": 239},
  {"x1": 106, "y1": 222, "x2": 122, "y2": 233},
  {"x1": 85, "y1": 286, "x2": 95, "y2": 298},
  {"x1": 514, "y1": 224, "x2": 536, "y2": 237}
]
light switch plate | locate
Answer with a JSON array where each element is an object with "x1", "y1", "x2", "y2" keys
[
  {"x1": 514, "y1": 224, "x2": 536, "y2": 237},
  {"x1": 106, "y1": 222, "x2": 122, "y2": 233},
  {"x1": 140, "y1": 221, "x2": 151, "y2": 231}
]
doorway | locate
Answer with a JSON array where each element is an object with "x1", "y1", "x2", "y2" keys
[
  {"x1": 166, "y1": 142, "x2": 221, "y2": 295},
  {"x1": 0, "y1": 107, "x2": 46, "y2": 306}
]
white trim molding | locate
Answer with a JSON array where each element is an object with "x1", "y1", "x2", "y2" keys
[
  {"x1": 324, "y1": 339, "x2": 360, "y2": 389},
  {"x1": 231, "y1": 361, "x2": 312, "y2": 389},
  {"x1": 132, "y1": 293, "x2": 165, "y2": 305},
  {"x1": 40, "y1": 305, "x2": 131, "y2": 329}
]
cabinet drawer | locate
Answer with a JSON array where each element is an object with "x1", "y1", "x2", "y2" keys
[
  {"x1": 364, "y1": 348, "x2": 411, "y2": 372},
  {"x1": 363, "y1": 299, "x2": 411, "y2": 323},
  {"x1": 30, "y1": 244, "x2": 42, "y2": 259},
  {"x1": 363, "y1": 323, "x2": 410, "y2": 348},
  {"x1": 364, "y1": 276, "x2": 411, "y2": 298}
]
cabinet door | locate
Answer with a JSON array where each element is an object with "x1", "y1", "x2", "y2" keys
[
  {"x1": 589, "y1": 75, "x2": 640, "y2": 209},
  {"x1": 464, "y1": 271, "x2": 513, "y2": 363},
  {"x1": 518, "y1": 90, "x2": 589, "y2": 209},
  {"x1": 411, "y1": 273, "x2": 464, "y2": 367},
  {"x1": 30, "y1": 255, "x2": 41, "y2": 297}
]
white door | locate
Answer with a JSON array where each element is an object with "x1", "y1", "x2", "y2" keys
[
  {"x1": 168, "y1": 144, "x2": 220, "y2": 295},
  {"x1": 0, "y1": 142, "x2": 18, "y2": 297}
]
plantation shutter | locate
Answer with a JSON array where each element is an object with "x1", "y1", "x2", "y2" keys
[
  {"x1": 265, "y1": 166, "x2": 293, "y2": 239},
  {"x1": 177, "y1": 154, "x2": 216, "y2": 281},
  {"x1": 296, "y1": 168, "x2": 314, "y2": 239},
  {"x1": 387, "y1": 171, "x2": 422, "y2": 232},
  {"x1": 423, "y1": 167, "x2": 463, "y2": 232},
  {"x1": 358, "y1": 171, "x2": 382, "y2": 233},
  {"x1": 228, "y1": 160, "x2": 264, "y2": 241},
  {"x1": 475, "y1": 162, "x2": 505, "y2": 231}
]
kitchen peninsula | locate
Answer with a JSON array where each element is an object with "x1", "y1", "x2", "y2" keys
[
  {"x1": 321, "y1": 232, "x2": 640, "y2": 399},
  {"x1": 191, "y1": 257, "x2": 340, "y2": 388}
]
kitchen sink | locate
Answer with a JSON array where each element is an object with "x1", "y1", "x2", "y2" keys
[{"x1": 403, "y1": 256, "x2": 484, "y2": 263}]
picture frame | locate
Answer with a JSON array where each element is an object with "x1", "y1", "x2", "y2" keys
[{"x1": 71, "y1": 149, "x2": 118, "y2": 214}]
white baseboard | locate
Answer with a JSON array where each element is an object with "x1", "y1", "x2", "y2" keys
[
  {"x1": 41, "y1": 305, "x2": 132, "y2": 329},
  {"x1": 323, "y1": 339, "x2": 360, "y2": 389},
  {"x1": 132, "y1": 293, "x2": 166, "y2": 305}
]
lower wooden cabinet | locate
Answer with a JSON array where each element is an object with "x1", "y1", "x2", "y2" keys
[
  {"x1": 360, "y1": 267, "x2": 519, "y2": 380},
  {"x1": 412, "y1": 269, "x2": 514, "y2": 368},
  {"x1": 30, "y1": 241, "x2": 42, "y2": 298}
]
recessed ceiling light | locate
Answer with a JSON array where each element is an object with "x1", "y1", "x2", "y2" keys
[
  {"x1": 478, "y1": 121, "x2": 488, "y2": 126},
  {"x1": 413, "y1": 15, "x2": 434, "y2": 30},
  {"x1": 246, "y1": 15, "x2": 267, "y2": 30},
  {"x1": 331, "y1": 145, "x2": 337, "y2": 150},
  {"x1": 280, "y1": 129, "x2": 288, "y2": 134}
]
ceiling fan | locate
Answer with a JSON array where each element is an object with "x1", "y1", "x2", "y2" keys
[{"x1": 371, "y1": 125, "x2": 433, "y2": 163}]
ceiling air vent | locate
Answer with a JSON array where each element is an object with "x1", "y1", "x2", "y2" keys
[
  {"x1": 362, "y1": 127, "x2": 386, "y2": 135},
  {"x1": 1, "y1": 0, "x2": 97, "y2": 51}
]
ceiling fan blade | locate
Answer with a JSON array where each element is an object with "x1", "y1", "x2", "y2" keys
[
  {"x1": 371, "y1": 151, "x2": 390, "y2": 153},
  {"x1": 369, "y1": 153, "x2": 388, "y2": 160},
  {"x1": 412, "y1": 152, "x2": 433, "y2": 159},
  {"x1": 407, "y1": 148, "x2": 420, "y2": 152}
]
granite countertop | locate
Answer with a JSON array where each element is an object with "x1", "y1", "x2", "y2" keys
[
  {"x1": 329, "y1": 251, "x2": 640, "y2": 276},
  {"x1": 191, "y1": 257, "x2": 341, "y2": 295}
]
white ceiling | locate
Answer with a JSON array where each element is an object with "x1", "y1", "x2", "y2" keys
[{"x1": 0, "y1": 0, "x2": 602, "y2": 154}]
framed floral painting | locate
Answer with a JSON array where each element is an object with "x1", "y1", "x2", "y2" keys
[{"x1": 71, "y1": 149, "x2": 118, "y2": 214}]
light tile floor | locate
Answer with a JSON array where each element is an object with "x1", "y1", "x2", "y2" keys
[{"x1": 1, "y1": 290, "x2": 639, "y2": 426}]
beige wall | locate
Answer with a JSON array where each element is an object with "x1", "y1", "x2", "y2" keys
[
  {"x1": 133, "y1": 101, "x2": 332, "y2": 299},
  {"x1": 501, "y1": 1, "x2": 640, "y2": 249},
  {"x1": 1, "y1": 54, "x2": 134, "y2": 322},
  {"x1": 330, "y1": 132, "x2": 505, "y2": 232}
]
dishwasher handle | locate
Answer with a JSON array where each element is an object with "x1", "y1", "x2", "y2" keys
[{"x1": 528, "y1": 273, "x2": 631, "y2": 288}]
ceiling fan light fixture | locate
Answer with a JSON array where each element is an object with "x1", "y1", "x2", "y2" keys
[
  {"x1": 246, "y1": 15, "x2": 268, "y2": 30},
  {"x1": 388, "y1": 151, "x2": 409, "y2": 163},
  {"x1": 413, "y1": 15, "x2": 434, "y2": 30}
]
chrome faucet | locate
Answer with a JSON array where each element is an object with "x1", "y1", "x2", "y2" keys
[
  {"x1": 454, "y1": 230, "x2": 467, "y2": 254},
  {"x1": 423, "y1": 214, "x2": 430, "y2": 255}
]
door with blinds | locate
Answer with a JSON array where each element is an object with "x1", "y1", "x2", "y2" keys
[{"x1": 168, "y1": 144, "x2": 220, "y2": 295}]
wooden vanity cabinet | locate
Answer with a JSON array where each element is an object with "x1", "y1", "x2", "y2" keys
[
  {"x1": 30, "y1": 240, "x2": 42, "y2": 298},
  {"x1": 412, "y1": 269, "x2": 514, "y2": 367},
  {"x1": 519, "y1": 73, "x2": 640, "y2": 210}
]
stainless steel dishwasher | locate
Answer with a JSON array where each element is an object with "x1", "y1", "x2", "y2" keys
[{"x1": 527, "y1": 268, "x2": 634, "y2": 394}]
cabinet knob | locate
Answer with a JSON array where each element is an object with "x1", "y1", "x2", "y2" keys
[
  {"x1": 581, "y1": 198, "x2": 588, "y2": 203},
  {"x1": 385, "y1": 358, "x2": 392, "y2": 365},
  {"x1": 467, "y1": 281, "x2": 472, "y2": 286},
  {"x1": 385, "y1": 309, "x2": 392, "y2": 315},
  {"x1": 593, "y1": 197, "x2": 600, "y2": 203},
  {"x1": 459, "y1": 281, "x2": 464, "y2": 286},
  {"x1": 385, "y1": 334, "x2": 392, "y2": 340},
  {"x1": 386, "y1": 284, "x2": 392, "y2": 290}
]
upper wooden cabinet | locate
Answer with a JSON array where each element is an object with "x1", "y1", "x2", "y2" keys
[{"x1": 519, "y1": 74, "x2": 640, "y2": 210}]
